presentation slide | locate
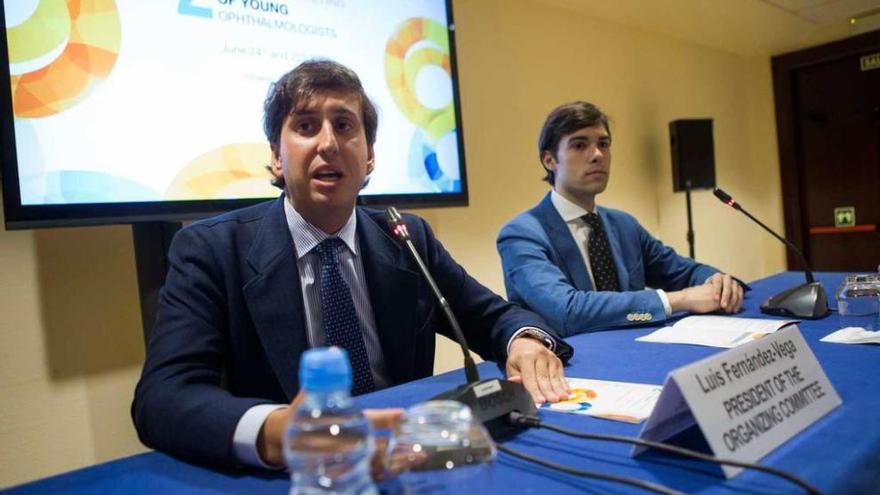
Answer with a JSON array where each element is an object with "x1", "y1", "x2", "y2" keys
[{"x1": 6, "y1": 0, "x2": 462, "y2": 205}]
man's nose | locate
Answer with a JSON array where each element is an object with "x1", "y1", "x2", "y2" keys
[
  {"x1": 588, "y1": 145, "x2": 604, "y2": 162},
  {"x1": 316, "y1": 121, "x2": 339, "y2": 156}
]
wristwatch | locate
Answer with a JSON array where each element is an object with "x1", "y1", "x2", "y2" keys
[{"x1": 517, "y1": 328, "x2": 555, "y2": 350}]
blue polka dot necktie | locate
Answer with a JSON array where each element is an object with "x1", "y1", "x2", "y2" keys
[
  {"x1": 582, "y1": 213, "x2": 620, "y2": 292},
  {"x1": 315, "y1": 237, "x2": 375, "y2": 395}
]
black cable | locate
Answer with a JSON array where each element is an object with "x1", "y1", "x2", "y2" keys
[
  {"x1": 509, "y1": 412, "x2": 821, "y2": 495},
  {"x1": 495, "y1": 443, "x2": 684, "y2": 495}
]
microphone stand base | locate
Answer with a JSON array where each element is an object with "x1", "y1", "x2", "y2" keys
[
  {"x1": 432, "y1": 379, "x2": 537, "y2": 441},
  {"x1": 760, "y1": 281, "x2": 830, "y2": 319}
]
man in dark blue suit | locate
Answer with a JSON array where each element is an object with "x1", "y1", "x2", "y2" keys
[
  {"x1": 498, "y1": 101, "x2": 744, "y2": 337},
  {"x1": 132, "y1": 60, "x2": 572, "y2": 470}
]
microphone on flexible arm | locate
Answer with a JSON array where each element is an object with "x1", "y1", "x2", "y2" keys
[
  {"x1": 712, "y1": 188, "x2": 829, "y2": 319},
  {"x1": 384, "y1": 206, "x2": 536, "y2": 439}
]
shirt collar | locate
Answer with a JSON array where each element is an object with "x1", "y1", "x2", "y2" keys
[
  {"x1": 550, "y1": 190, "x2": 597, "y2": 222},
  {"x1": 283, "y1": 198, "x2": 359, "y2": 260}
]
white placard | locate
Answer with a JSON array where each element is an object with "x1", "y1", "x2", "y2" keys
[{"x1": 633, "y1": 327, "x2": 841, "y2": 477}]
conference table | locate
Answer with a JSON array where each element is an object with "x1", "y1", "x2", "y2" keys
[{"x1": 4, "y1": 272, "x2": 879, "y2": 494}]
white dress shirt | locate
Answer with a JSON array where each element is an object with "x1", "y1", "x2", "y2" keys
[{"x1": 549, "y1": 191, "x2": 672, "y2": 316}]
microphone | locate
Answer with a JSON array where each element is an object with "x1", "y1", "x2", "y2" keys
[
  {"x1": 384, "y1": 206, "x2": 480, "y2": 384},
  {"x1": 384, "y1": 206, "x2": 536, "y2": 438},
  {"x1": 712, "y1": 188, "x2": 829, "y2": 319}
]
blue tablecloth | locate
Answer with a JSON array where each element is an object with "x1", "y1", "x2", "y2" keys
[{"x1": 5, "y1": 272, "x2": 878, "y2": 494}]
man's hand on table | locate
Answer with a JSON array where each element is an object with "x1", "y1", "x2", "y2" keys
[{"x1": 506, "y1": 336, "x2": 571, "y2": 405}]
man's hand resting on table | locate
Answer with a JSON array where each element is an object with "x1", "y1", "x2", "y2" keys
[
  {"x1": 668, "y1": 272, "x2": 744, "y2": 315},
  {"x1": 506, "y1": 336, "x2": 571, "y2": 405}
]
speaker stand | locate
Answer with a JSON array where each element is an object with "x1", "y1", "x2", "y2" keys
[
  {"x1": 685, "y1": 181, "x2": 695, "y2": 259},
  {"x1": 132, "y1": 221, "x2": 182, "y2": 346}
]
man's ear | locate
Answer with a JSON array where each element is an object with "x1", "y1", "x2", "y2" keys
[
  {"x1": 269, "y1": 146, "x2": 283, "y2": 179},
  {"x1": 366, "y1": 146, "x2": 375, "y2": 175},
  {"x1": 541, "y1": 150, "x2": 557, "y2": 173}
]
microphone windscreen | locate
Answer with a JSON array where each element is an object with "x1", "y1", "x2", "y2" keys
[
  {"x1": 384, "y1": 206, "x2": 409, "y2": 240},
  {"x1": 713, "y1": 187, "x2": 734, "y2": 205},
  {"x1": 385, "y1": 206, "x2": 403, "y2": 226}
]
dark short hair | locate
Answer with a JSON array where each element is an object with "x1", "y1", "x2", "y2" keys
[
  {"x1": 538, "y1": 101, "x2": 610, "y2": 185},
  {"x1": 263, "y1": 60, "x2": 378, "y2": 188}
]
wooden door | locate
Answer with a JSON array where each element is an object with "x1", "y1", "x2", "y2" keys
[{"x1": 773, "y1": 30, "x2": 880, "y2": 273}]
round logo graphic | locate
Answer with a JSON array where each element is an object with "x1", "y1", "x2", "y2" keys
[
  {"x1": 546, "y1": 388, "x2": 598, "y2": 411},
  {"x1": 165, "y1": 143, "x2": 280, "y2": 200},
  {"x1": 385, "y1": 17, "x2": 460, "y2": 193},
  {"x1": 7, "y1": 0, "x2": 121, "y2": 118},
  {"x1": 385, "y1": 17, "x2": 454, "y2": 141}
]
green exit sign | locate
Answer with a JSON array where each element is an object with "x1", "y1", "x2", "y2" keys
[{"x1": 834, "y1": 207, "x2": 855, "y2": 227}]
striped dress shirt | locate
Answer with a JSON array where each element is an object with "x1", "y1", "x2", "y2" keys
[{"x1": 283, "y1": 199, "x2": 391, "y2": 388}]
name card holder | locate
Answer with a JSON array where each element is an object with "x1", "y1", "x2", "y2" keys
[{"x1": 632, "y1": 327, "x2": 841, "y2": 477}]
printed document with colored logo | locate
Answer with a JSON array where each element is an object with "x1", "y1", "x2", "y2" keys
[{"x1": 541, "y1": 378, "x2": 662, "y2": 424}]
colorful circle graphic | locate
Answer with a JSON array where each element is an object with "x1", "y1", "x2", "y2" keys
[
  {"x1": 6, "y1": 0, "x2": 71, "y2": 67},
  {"x1": 165, "y1": 143, "x2": 280, "y2": 200},
  {"x1": 385, "y1": 17, "x2": 459, "y2": 193},
  {"x1": 407, "y1": 128, "x2": 460, "y2": 192},
  {"x1": 385, "y1": 17, "x2": 454, "y2": 141},
  {"x1": 8, "y1": 0, "x2": 121, "y2": 118},
  {"x1": 547, "y1": 388, "x2": 598, "y2": 412}
]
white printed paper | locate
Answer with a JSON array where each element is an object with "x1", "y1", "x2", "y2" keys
[
  {"x1": 820, "y1": 327, "x2": 880, "y2": 344},
  {"x1": 636, "y1": 316, "x2": 798, "y2": 348},
  {"x1": 541, "y1": 378, "x2": 662, "y2": 423}
]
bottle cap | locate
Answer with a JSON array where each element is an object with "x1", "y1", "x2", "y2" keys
[{"x1": 299, "y1": 347, "x2": 353, "y2": 392}]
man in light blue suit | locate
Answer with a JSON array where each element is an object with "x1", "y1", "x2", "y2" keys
[{"x1": 498, "y1": 101, "x2": 744, "y2": 337}]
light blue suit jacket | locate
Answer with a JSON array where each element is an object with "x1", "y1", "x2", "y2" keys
[{"x1": 497, "y1": 193, "x2": 720, "y2": 336}]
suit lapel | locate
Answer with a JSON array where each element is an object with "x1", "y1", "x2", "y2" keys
[
  {"x1": 536, "y1": 193, "x2": 594, "y2": 291},
  {"x1": 597, "y1": 206, "x2": 630, "y2": 290},
  {"x1": 356, "y1": 209, "x2": 420, "y2": 385},
  {"x1": 242, "y1": 197, "x2": 307, "y2": 401}
]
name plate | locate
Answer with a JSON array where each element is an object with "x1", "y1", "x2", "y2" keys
[{"x1": 633, "y1": 327, "x2": 841, "y2": 477}]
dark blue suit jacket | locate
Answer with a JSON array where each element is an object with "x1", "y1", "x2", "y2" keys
[
  {"x1": 498, "y1": 193, "x2": 721, "y2": 336},
  {"x1": 132, "y1": 197, "x2": 571, "y2": 467}
]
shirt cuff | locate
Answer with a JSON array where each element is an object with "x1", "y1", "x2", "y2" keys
[
  {"x1": 656, "y1": 289, "x2": 672, "y2": 317},
  {"x1": 507, "y1": 326, "x2": 556, "y2": 355},
  {"x1": 233, "y1": 403, "x2": 287, "y2": 469}
]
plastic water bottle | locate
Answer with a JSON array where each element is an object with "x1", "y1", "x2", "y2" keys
[{"x1": 284, "y1": 348, "x2": 377, "y2": 495}]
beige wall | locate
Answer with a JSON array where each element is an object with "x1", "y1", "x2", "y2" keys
[
  {"x1": 0, "y1": 220, "x2": 147, "y2": 487},
  {"x1": 0, "y1": 0, "x2": 847, "y2": 487}
]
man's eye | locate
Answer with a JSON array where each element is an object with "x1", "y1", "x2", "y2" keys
[
  {"x1": 336, "y1": 120, "x2": 354, "y2": 132},
  {"x1": 295, "y1": 121, "x2": 315, "y2": 133}
]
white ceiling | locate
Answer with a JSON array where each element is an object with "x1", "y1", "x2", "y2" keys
[{"x1": 762, "y1": 0, "x2": 880, "y2": 23}]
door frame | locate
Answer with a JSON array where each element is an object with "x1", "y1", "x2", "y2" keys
[{"x1": 771, "y1": 29, "x2": 880, "y2": 269}]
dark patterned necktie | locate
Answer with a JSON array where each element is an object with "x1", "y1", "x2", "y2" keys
[
  {"x1": 315, "y1": 237, "x2": 375, "y2": 395},
  {"x1": 582, "y1": 213, "x2": 620, "y2": 292}
]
